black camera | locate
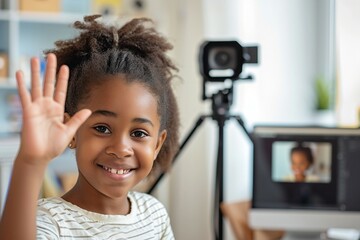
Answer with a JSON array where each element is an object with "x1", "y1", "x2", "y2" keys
[
  {"x1": 199, "y1": 41, "x2": 243, "y2": 82},
  {"x1": 199, "y1": 40, "x2": 258, "y2": 82}
]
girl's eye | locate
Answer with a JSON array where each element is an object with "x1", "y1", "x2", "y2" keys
[
  {"x1": 94, "y1": 125, "x2": 111, "y2": 134},
  {"x1": 131, "y1": 130, "x2": 148, "y2": 138}
]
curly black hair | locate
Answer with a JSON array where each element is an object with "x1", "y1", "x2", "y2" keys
[{"x1": 45, "y1": 15, "x2": 180, "y2": 176}]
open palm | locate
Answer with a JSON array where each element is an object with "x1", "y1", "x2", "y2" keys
[{"x1": 16, "y1": 53, "x2": 91, "y2": 165}]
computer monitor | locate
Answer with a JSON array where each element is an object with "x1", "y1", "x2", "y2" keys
[{"x1": 249, "y1": 126, "x2": 360, "y2": 239}]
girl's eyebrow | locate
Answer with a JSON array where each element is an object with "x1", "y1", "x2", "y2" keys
[
  {"x1": 133, "y1": 117, "x2": 154, "y2": 127},
  {"x1": 92, "y1": 109, "x2": 117, "y2": 117},
  {"x1": 92, "y1": 109, "x2": 154, "y2": 126}
]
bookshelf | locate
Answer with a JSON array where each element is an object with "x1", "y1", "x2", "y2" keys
[
  {"x1": 0, "y1": 0, "x2": 149, "y2": 88},
  {"x1": 0, "y1": 0, "x2": 153, "y2": 132}
]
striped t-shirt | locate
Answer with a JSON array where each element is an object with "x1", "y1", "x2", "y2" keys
[{"x1": 36, "y1": 191, "x2": 174, "y2": 239}]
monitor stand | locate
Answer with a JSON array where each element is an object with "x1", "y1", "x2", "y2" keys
[{"x1": 282, "y1": 231, "x2": 326, "y2": 240}]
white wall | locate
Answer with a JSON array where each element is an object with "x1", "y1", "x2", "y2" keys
[
  {"x1": 336, "y1": 0, "x2": 360, "y2": 126},
  {"x1": 165, "y1": 0, "x2": 213, "y2": 239},
  {"x1": 151, "y1": 1, "x2": 213, "y2": 240}
]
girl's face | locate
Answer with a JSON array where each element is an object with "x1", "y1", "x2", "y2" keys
[
  {"x1": 72, "y1": 76, "x2": 166, "y2": 199},
  {"x1": 291, "y1": 151, "x2": 310, "y2": 176}
]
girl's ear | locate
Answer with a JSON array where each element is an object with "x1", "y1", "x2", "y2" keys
[
  {"x1": 154, "y1": 130, "x2": 167, "y2": 160},
  {"x1": 64, "y1": 113, "x2": 76, "y2": 149}
]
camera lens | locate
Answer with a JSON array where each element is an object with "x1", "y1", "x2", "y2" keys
[
  {"x1": 200, "y1": 41, "x2": 244, "y2": 81},
  {"x1": 214, "y1": 51, "x2": 231, "y2": 67}
]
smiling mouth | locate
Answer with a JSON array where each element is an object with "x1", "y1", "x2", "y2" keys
[{"x1": 99, "y1": 165, "x2": 132, "y2": 175}]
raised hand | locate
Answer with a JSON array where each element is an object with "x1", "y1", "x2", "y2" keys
[{"x1": 16, "y1": 53, "x2": 91, "y2": 166}]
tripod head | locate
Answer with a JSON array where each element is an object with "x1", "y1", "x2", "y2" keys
[{"x1": 210, "y1": 84, "x2": 233, "y2": 120}]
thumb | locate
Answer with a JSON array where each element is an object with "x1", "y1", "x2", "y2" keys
[{"x1": 65, "y1": 109, "x2": 92, "y2": 137}]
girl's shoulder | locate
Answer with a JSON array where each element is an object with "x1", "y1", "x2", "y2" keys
[
  {"x1": 129, "y1": 191, "x2": 167, "y2": 213},
  {"x1": 129, "y1": 191, "x2": 158, "y2": 201},
  {"x1": 37, "y1": 197, "x2": 67, "y2": 211},
  {"x1": 37, "y1": 197, "x2": 83, "y2": 222}
]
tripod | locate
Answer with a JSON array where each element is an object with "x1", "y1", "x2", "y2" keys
[{"x1": 147, "y1": 81, "x2": 253, "y2": 240}]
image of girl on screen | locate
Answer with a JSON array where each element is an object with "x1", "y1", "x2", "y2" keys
[
  {"x1": 272, "y1": 141, "x2": 332, "y2": 183},
  {"x1": 284, "y1": 145, "x2": 320, "y2": 182}
]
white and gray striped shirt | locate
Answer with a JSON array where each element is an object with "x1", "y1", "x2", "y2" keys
[{"x1": 36, "y1": 191, "x2": 174, "y2": 239}]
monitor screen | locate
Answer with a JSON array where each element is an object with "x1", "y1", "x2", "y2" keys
[{"x1": 250, "y1": 126, "x2": 360, "y2": 234}]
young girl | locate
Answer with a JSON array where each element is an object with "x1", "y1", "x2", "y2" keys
[{"x1": 0, "y1": 15, "x2": 179, "y2": 239}]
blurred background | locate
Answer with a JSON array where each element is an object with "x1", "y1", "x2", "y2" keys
[{"x1": 0, "y1": 0, "x2": 359, "y2": 239}]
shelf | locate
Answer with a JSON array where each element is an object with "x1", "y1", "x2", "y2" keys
[
  {"x1": 0, "y1": 4, "x2": 150, "y2": 91},
  {"x1": 0, "y1": 80, "x2": 17, "y2": 90},
  {"x1": 0, "y1": 9, "x2": 139, "y2": 25},
  {"x1": 0, "y1": 10, "x2": 92, "y2": 24},
  {"x1": 17, "y1": 11, "x2": 86, "y2": 24},
  {"x1": 0, "y1": 10, "x2": 11, "y2": 20}
]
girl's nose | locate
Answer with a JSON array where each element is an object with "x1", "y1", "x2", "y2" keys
[{"x1": 105, "y1": 136, "x2": 133, "y2": 159}]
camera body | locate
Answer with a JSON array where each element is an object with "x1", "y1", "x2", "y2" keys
[
  {"x1": 199, "y1": 40, "x2": 258, "y2": 82},
  {"x1": 199, "y1": 40, "x2": 244, "y2": 82}
]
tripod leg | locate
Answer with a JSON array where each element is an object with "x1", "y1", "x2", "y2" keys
[
  {"x1": 232, "y1": 115, "x2": 254, "y2": 143},
  {"x1": 214, "y1": 118, "x2": 225, "y2": 240},
  {"x1": 147, "y1": 115, "x2": 209, "y2": 194}
]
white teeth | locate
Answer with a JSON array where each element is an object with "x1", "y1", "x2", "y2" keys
[{"x1": 103, "y1": 166, "x2": 130, "y2": 175}]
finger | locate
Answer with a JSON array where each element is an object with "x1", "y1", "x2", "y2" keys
[
  {"x1": 16, "y1": 70, "x2": 31, "y2": 110},
  {"x1": 30, "y1": 57, "x2": 42, "y2": 101},
  {"x1": 43, "y1": 53, "x2": 57, "y2": 97},
  {"x1": 65, "y1": 109, "x2": 92, "y2": 137},
  {"x1": 54, "y1": 65, "x2": 69, "y2": 106}
]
